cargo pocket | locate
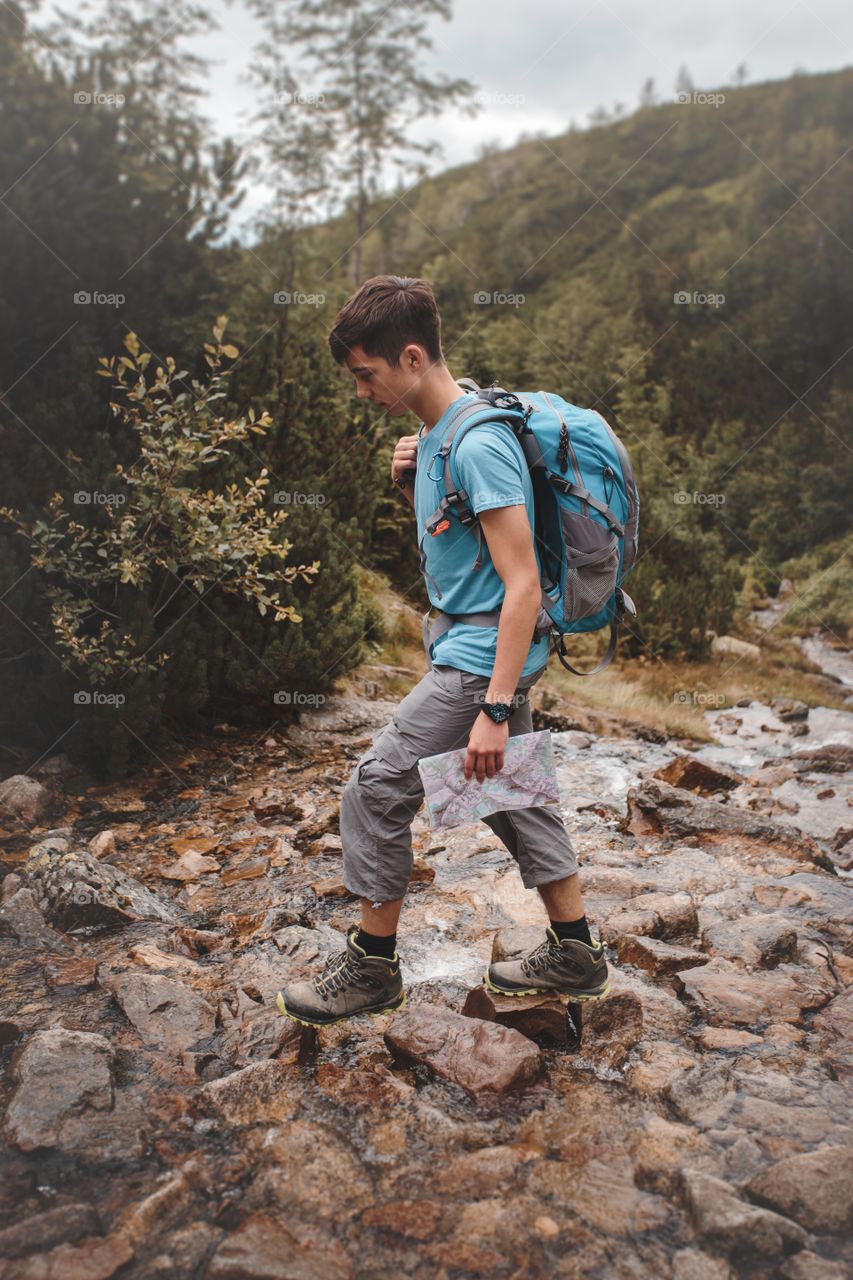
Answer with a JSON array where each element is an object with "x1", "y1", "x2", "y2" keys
[
  {"x1": 357, "y1": 725, "x2": 421, "y2": 784},
  {"x1": 560, "y1": 510, "x2": 620, "y2": 623}
]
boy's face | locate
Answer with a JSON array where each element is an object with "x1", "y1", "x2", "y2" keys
[{"x1": 344, "y1": 343, "x2": 425, "y2": 417}]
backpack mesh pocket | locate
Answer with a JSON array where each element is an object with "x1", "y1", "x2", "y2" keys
[{"x1": 560, "y1": 510, "x2": 620, "y2": 623}]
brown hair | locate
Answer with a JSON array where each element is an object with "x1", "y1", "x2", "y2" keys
[{"x1": 328, "y1": 275, "x2": 444, "y2": 367}]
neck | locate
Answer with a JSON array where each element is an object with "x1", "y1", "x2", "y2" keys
[{"x1": 411, "y1": 365, "x2": 467, "y2": 432}]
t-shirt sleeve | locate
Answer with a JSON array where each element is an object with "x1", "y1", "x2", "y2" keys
[{"x1": 454, "y1": 423, "x2": 526, "y2": 515}]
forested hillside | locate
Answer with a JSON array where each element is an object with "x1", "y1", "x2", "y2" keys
[{"x1": 1, "y1": 0, "x2": 850, "y2": 773}]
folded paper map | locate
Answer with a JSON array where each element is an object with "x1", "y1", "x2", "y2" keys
[{"x1": 417, "y1": 729, "x2": 560, "y2": 832}]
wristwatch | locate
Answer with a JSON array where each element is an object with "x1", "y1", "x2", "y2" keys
[{"x1": 482, "y1": 700, "x2": 513, "y2": 724}]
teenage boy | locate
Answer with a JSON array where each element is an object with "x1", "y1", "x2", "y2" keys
[{"x1": 277, "y1": 275, "x2": 608, "y2": 1026}]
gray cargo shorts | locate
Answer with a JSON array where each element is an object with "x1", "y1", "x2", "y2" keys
[{"x1": 339, "y1": 662, "x2": 579, "y2": 904}]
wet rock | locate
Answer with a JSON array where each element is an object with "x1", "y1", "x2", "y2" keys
[
  {"x1": 627, "y1": 778, "x2": 822, "y2": 857},
  {"x1": 666, "y1": 1059, "x2": 737, "y2": 1129},
  {"x1": 1, "y1": 1234, "x2": 134, "y2": 1280},
  {"x1": 88, "y1": 829, "x2": 117, "y2": 860},
  {"x1": 361, "y1": 1199, "x2": 441, "y2": 1240},
  {"x1": 383, "y1": 1006, "x2": 542, "y2": 1097},
  {"x1": 581, "y1": 990, "x2": 644, "y2": 1070},
  {"x1": 42, "y1": 953, "x2": 98, "y2": 990},
  {"x1": 771, "y1": 698, "x2": 810, "y2": 722},
  {"x1": 616, "y1": 934, "x2": 709, "y2": 977},
  {"x1": 811, "y1": 987, "x2": 853, "y2": 1081},
  {"x1": 26, "y1": 837, "x2": 179, "y2": 930},
  {"x1": 204, "y1": 1212, "x2": 352, "y2": 1280},
  {"x1": 0, "y1": 886, "x2": 75, "y2": 954},
  {"x1": 631, "y1": 1115, "x2": 712, "y2": 1196},
  {"x1": 315, "y1": 1062, "x2": 414, "y2": 1108},
  {"x1": 654, "y1": 756, "x2": 744, "y2": 794},
  {"x1": 490, "y1": 925, "x2": 547, "y2": 962},
  {"x1": 599, "y1": 890, "x2": 698, "y2": 943},
  {"x1": 197, "y1": 1060, "x2": 301, "y2": 1126},
  {"x1": 698, "y1": 1026, "x2": 762, "y2": 1050},
  {"x1": 3, "y1": 1027, "x2": 114, "y2": 1152},
  {"x1": 101, "y1": 969, "x2": 216, "y2": 1052},
  {"x1": 0, "y1": 1202, "x2": 100, "y2": 1258},
  {"x1": 751, "y1": 873, "x2": 853, "y2": 946},
  {"x1": 701, "y1": 915, "x2": 799, "y2": 968},
  {"x1": 525, "y1": 1151, "x2": 670, "y2": 1236},
  {"x1": 791, "y1": 744, "x2": 853, "y2": 774},
  {"x1": 779, "y1": 1251, "x2": 852, "y2": 1279},
  {"x1": 218, "y1": 997, "x2": 303, "y2": 1068},
  {"x1": 461, "y1": 985, "x2": 567, "y2": 1043},
  {"x1": 671, "y1": 1248, "x2": 734, "y2": 1279},
  {"x1": 674, "y1": 956, "x2": 832, "y2": 1027},
  {"x1": 246, "y1": 1121, "x2": 372, "y2": 1223},
  {"x1": 680, "y1": 1168, "x2": 811, "y2": 1261},
  {"x1": 433, "y1": 1144, "x2": 542, "y2": 1197},
  {"x1": 745, "y1": 1146, "x2": 853, "y2": 1235},
  {"x1": 142, "y1": 1222, "x2": 224, "y2": 1278},
  {"x1": 625, "y1": 1039, "x2": 696, "y2": 1096},
  {"x1": 0, "y1": 775, "x2": 58, "y2": 826},
  {"x1": 116, "y1": 1169, "x2": 194, "y2": 1247}
]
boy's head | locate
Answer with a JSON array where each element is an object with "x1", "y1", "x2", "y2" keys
[{"x1": 328, "y1": 275, "x2": 446, "y2": 416}]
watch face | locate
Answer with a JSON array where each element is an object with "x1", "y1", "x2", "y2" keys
[{"x1": 486, "y1": 702, "x2": 512, "y2": 723}]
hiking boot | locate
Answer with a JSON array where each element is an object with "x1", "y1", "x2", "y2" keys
[
  {"x1": 485, "y1": 926, "x2": 610, "y2": 1001},
  {"x1": 276, "y1": 927, "x2": 405, "y2": 1027}
]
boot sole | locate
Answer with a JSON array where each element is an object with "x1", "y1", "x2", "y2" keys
[
  {"x1": 483, "y1": 971, "x2": 611, "y2": 1001},
  {"x1": 275, "y1": 989, "x2": 406, "y2": 1027}
]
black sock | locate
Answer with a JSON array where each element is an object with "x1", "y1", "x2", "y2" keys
[
  {"x1": 355, "y1": 928, "x2": 397, "y2": 959},
  {"x1": 549, "y1": 915, "x2": 595, "y2": 947}
]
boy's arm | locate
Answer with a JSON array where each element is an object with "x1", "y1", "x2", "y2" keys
[{"x1": 477, "y1": 504, "x2": 541, "y2": 703}]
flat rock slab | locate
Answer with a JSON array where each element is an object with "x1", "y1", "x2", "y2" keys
[
  {"x1": 654, "y1": 756, "x2": 744, "y2": 794},
  {"x1": 383, "y1": 1005, "x2": 542, "y2": 1097},
  {"x1": 616, "y1": 934, "x2": 709, "y2": 977},
  {"x1": 745, "y1": 1145, "x2": 853, "y2": 1235},
  {"x1": 681, "y1": 1168, "x2": 812, "y2": 1262},
  {"x1": 674, "y1": 956, "x2": 832, "y2": 1028},
  {"x1": 3, "y1": 1027, "x2": 114, "y2": 1152},
  {"x1": 461, "y1": 985, "x2": 567, "y2": 1043},
  {"x1": 101, "y1": 969, "x2": 216, "y2": 1052}
]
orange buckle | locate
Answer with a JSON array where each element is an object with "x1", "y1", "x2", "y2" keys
[{"x1": 430, "y1": 519, "x2": 450, "y2": 535}]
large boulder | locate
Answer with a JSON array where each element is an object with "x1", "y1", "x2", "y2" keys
[
  {"x1": 26, "y1": 836, "x2": 178, "y2": 930},
  {"x1": 383, "y1": 1006, "x2": 542, "y2": 1098}
]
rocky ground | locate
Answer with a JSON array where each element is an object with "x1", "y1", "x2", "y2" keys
[{"x1": 0, "y1": 654, "x2": 852, "y2": 1279}]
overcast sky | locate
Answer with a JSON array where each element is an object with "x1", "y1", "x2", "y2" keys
[{"x1": 196, "y1": 0, "x2": 852, "y2": 238}]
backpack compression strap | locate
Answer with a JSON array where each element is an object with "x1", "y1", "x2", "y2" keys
[{"x1": 554, "y1": 588, "x2": 636, "y2": 676}]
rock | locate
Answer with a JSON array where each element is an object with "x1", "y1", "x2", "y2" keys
[
  {"x1": 3, "y1": 1028, "x2": 114, "y2": 1152},
  {"x1": 581, "y1": 990, "x2": 644, "y2": 1070},
  {"x1": 680, "y1": 1168, "x2": 811, "y2": 1261},
  {"x1": 310, "y1": 876, "x2": 352, "y2": 899},
  {"x1": 770, "y1": 698, "x2": 810, "y2": 722},
  {"x1": 433, "y1": 1144, "x2": 542, "y2": 1197},
  {"x1": 778, "y1": 1251, "x2": 852, "y2": 1278},
  {"x1": 654, "y1": 756, "x2": 744, "y2": 794},
  {"x1": 616, "y1": 934, "x2": 709, "y2": 977},
  {"x1": 383, "y1": 1006, "x2": 542, "y2": 1097},
  {"x1": 26, "y1": 837, "x2": 178, "y2": 930},
  {"x1": 0, "y1": 1203, "x2": 100, "y2": 1258},
  {"x1": 315, "y1": 1063, "x2": 413, "y2": 1108},
  {"x1": 246, "y1": 1121, "x2": 372, "y2": 1223},
  {"x1": 600, "y1": 890, "x2": 698, "y2": 943},
  {"x1": 625, "y1": 1039, "x2": 696, "y2": 1096},
  {"x1": 791, "y1": 744, "x2": 853, "y2": 774},
  {"x1": 745, "y1": 1146, "x2": 853, "y2": 1235},
  {"x1": 811, "y1": 987, "x2": 853, "y2": 1081},
  {"x1": 490, "y1": 925, "x2": 546, "y2": 962},
  {"x1": 674, "y1": 956, "x2": 832, "y2": 1028},
  {"x1": 139, "y1": 1221, "x2": 224, "y2": 1278},
  {"x1": 697, "y1": 1027, "x2": 762, "y2": 1050},
  {"x1": 0, "y1": 887, "x2": 75, "y2": 953},
  {"x1": 701, "y1": 915, "x2": 799, "y2": 968},
  {"x1": 671, "y1": 1248, "x2": 734, "y2": 1279},
  {"x1": 710, "y1": 635, "x2": 761, "y2": 661},
  {"x1": 204, "y1": 1212, "x2": 352, "y2": 1280},
  {"x1": 666, "y1": 1060, "x2": 737, "y2": 1129},
  {"x1": 627, "y1": 778, "x2": 823, "y2": 857},
  {"x1": 88, "y1": 830, "x2": 117, "y2": 859},
  {"x1": 461, "y1": 985, "x2": 567, "y2": 1043},
  {"x1": 42, "y1": 953, "x2": 98, "y2": 990},
  {"x1": 0, "y1": 775, "x2": 57, "y2": 826},
  {"x1": 101, "y1": 969, "x2": 216, "y2": 1052},
  {"x1": 197, "y1": 1060, "x2": 300, "y2": 1126},
  {"x1": 361, "y1": 1199, "x2": 441, "y2": 1240},
  {"x1": 1, "y1": 1235, "x2": 134, "y2": 1280},
  {"x1": 159, "y1": 849, "x2": 219, "y2": 880},
  {"x1": 116, "y1": 1170, "x2": 194, "y2": 1247}
]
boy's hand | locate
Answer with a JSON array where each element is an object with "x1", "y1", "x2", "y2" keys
[
  {"x1": 391, "y1": 434, "x2": 419, "y2": 487},
  {"x1": 464, "y1": 714, "x2": 509, "y2": 783}
]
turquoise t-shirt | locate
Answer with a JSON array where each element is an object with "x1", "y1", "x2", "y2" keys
[{"x1": 415, "y1": 392, "x2": 551, "y2": 678}]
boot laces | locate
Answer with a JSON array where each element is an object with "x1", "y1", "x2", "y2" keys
[
  {"x1": 521, "y1": 937, "x2": 563, "y2": 978},
  {"x1": 314, "y1": 950, "x2": 369, "y2": 997}
]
